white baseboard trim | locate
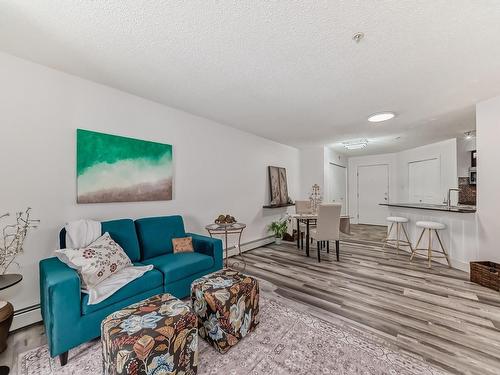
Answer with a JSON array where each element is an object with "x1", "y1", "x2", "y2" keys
[
  {"x1": 225, "y1": 235, "x2": 275, "y2": 258},
  {"x1": 395, "y1": 247, "x2": 469, "y2": 272},
  {"x1": 11, "y1": 305, "x2": 42, "y2": 331}
]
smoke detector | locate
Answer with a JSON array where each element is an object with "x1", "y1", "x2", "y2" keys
[{"x1": 352, "y1": 32, "x2": 365, "y2": 43}]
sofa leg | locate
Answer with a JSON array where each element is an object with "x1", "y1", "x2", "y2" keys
[{"x1": 59, "y1": 351, "x2": 68, "y2": 366}]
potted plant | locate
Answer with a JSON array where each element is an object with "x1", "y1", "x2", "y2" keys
[
  {"x1": 0, "y1": 208, "x2": 39, "y2": 356},
  {"x1": 269, "y1": 219, "x2": 288, "y2": 244}
]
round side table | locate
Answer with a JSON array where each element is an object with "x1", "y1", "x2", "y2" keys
[
  {"x1": 0, "y1": 274, "x2": 22, "y2": 375},
  {"x1": 205, "y1": 223, "x2": 247, "y2": 271}
]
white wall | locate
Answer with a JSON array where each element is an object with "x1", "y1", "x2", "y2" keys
[
  {"x1": 0, "y1": 52, "x2": 300, "y2": 328},
  {"x1": 476, "y1": 95, "x2": 500, "y2": 262},
  {"x1": 347, "y1": 139, "x2": 458, "y2": 223},
  {"x1": 347, "y1": 153, "x2": 397, "y2": 223},
  {"x1": 299, "y1": 146, "x2": 325, "y2": 198},
  {"x1": 457, "y1": 137, "x2": 476, "y2": 178},
  {"x1": 298, "y1": 146, "x2": 348, "y2": 203},
  {"x1": 396, "y1": 138, "x2": 458, "y2": 204}
]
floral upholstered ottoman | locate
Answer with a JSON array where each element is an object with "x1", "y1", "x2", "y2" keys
[
  {"x1": 101, "y1": 294, "x2": 198, "y2": 375},
  {"x1": 191, "y1": 268, "x2": 260, "y2": 354}
]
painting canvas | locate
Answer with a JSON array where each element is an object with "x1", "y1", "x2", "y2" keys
[
  {"x1": 268, "y1": 166, "x2": 289, "y2": 205},
  {"x1": 77, "y1": 129, "x2": 173, "y2": 203},
  {"x1": 268, "y1": 166, "x2": 281, "y2": 205},
  {"x1": 278, "y1": 167, "x2": 288, "y2": 204}
]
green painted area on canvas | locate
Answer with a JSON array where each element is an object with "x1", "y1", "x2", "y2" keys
[{"x1": 77, "y1": 129, "x2": 172, "y2": 176}]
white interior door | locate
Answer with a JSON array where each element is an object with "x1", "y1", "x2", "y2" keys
[
  {"x1": 409, "y1": 158, "x2": 440, "y2": 204},
  {"x1": 327, "y1": 163, "x2": 347, "y2": 215},
  {"x1": 357, "y1": 164, "x2": 389, "y2": 225}
]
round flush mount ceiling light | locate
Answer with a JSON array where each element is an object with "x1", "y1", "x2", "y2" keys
[{"x1": 368, "y1": 112, "x2": 396, "y2": 123}]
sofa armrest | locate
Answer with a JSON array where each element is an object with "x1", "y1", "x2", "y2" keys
[
  {"x1": 188, "y1": 233, "x2": 223, "y2": 269},
  {"x1": 39, "y1": 257, "x2": 82, "y2": 356}
]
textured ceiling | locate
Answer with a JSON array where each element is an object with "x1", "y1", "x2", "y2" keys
[{"x1": 1, "y1": 1, "x2": 499, "y2": 155}]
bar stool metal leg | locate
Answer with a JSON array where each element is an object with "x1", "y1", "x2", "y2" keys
[
  {"x1": 411, "y1": 221, "x2": 449, "y2": 268},
  {"x1": 434, "y1": 230, "x2": 451, "y2": 267},
  {"x1": 382, "y1": 223, "x2": 394, "y2": 251},
  {"x1": 383, "y1": 217, "x2": 412, "y2": 253},
  {"x1": 427, "y1": 229, "x2": 432, "y2": 268},
  {"x1": 396, "y1": 223, "x2": 400, "y2": 254},
  {"x1": 410, "y1": 228, "x2": 426, "y2": 262},
  {"x1": 401, "y1": 224, "x2": 413, "y2": 251}
]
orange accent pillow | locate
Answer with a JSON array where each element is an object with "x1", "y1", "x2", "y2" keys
[{"x1": 172, "y1": 237, "x2": 194, "y2": 253}]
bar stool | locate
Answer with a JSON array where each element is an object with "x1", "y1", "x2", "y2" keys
[
  {"x1": 382, "y1": 216, "x2": 412, "y2": 253},
  {"x1": 410, "y1": 221, "x2": 451, "y2": 268}
]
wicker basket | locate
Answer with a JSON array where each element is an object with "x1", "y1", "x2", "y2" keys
[{"x1": 470, "y1": 261, "x2": 500, "y2": 291}]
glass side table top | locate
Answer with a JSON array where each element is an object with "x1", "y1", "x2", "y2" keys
[{"x1": 205, "y1": 223, "x2": 246, "y2": 231}]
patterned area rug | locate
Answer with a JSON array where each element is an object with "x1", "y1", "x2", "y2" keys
[{"x1": 18, "y1": 290, "x2": 445, "y2": 375}]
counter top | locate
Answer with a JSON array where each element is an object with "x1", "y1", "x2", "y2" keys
[{"x1": 380, "y1": 203, "x2": 476, "y2": 213}]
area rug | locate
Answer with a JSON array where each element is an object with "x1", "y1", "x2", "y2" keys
[{"x1": 18, "y1": 291, "x2": 446, "y2": 375}]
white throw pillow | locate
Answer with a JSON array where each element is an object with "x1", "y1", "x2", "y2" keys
[{"x1": 55, "y1": 232, "x2": 132, "y2": 289}]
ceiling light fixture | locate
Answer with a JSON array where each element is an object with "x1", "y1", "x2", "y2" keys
[
  {"x1": 352, "y1": 32, "x2": 365, "y2": 43},
  {"x1": 368, "y1": 112, "x2": 395, "y2": 123},
  {"x1": 343, "y1": 139, "x2": 368, "y2": 150}
]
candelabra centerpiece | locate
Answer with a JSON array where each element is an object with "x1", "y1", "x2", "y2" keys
[{"x1": 309, "y1": 184, "x2": 322, "y2": 213}]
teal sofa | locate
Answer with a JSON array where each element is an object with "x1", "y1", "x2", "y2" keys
[{"x1": 39, "y1": 215, "x2": 223, "y2": 365}]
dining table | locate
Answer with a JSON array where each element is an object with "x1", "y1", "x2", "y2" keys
[{"x1": 290, "y1": 213, "x2": 351, "y2": 258}]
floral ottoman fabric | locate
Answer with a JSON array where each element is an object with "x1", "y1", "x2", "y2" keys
[
  {"x1": 191, "y1": 268, "x2": 260, "y2": 354},
  {"x1": 101, "y1": 294, "x2": 198, "y2": 375}
]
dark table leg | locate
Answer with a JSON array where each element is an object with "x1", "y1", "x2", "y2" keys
[
  {"x1": 306, "y1": 219, "x2": 310, "y2": 257},
  {"x1": 0, "y1": 366, "x2": 9, "y2": 375},
  {"x1": 224, "y1": 229, "x2": 228, "y2": 268},
  {"x1": 335, "y1": 240, "x2": 340, "y2": 261},
  {"x1": 296, "y1": 218, "x2": 300, "y2": 249}
]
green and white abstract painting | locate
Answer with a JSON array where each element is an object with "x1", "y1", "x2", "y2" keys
[{"x1": 77, "y1": 129, "x2": 173, "y2": 203}]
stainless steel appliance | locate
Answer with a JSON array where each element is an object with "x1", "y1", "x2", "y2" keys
[{"x1": 469, "y1": 167, "x2": 476, "y2": 185}]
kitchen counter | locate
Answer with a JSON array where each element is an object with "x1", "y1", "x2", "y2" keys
[
  {"x1": 381, "y1": 203, "x2": 478, "y2": 271},
  {"x1": 380, "y1": 202, "x2": 476, "y2": 213}
]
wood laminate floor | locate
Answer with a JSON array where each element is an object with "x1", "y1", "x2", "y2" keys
[
  {"x1": 241, "y1": 230, "x2": 500, "y2": 375},
  {"x1": 3, "y1": 225, "x2": 500, "y2": 375}
]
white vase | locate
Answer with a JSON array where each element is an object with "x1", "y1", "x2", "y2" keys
[{"x1": 275, "y1": 237, "x2": 282, "y2": 245}]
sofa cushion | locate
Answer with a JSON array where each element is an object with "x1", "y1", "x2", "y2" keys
[
  {"x1": 81, "y1": 264, "x2": 163, "y2": 315},
  {"x1": 135, "y1": 216, "x2": 186, "y2": 260},
  {"x1": 58, "y1": 219, "x2": 141, "y2": 263},
  {"x1": 101, "y1": 219, "x2": 141, "y2": 262},
  {"x1": 143, "y1": 252, "x2": 214, "y2": 284},
  {"x1": 55, "y1": 232, "x2": 132, "y2": 290}
]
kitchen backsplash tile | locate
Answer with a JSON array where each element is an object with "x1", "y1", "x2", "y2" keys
[{"x1": 458, "y1": 177, "x2": 476, "y2": 205}]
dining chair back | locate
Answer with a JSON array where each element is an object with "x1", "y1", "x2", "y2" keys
[
  {"x1": 295, "y1": 200, "x2": 313, "y2": 214},
  {"x1": 315, "y1": 203, "x2": 342, "y2": 241}
]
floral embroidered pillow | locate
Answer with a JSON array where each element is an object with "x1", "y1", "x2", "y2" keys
[
  {"x1": 55, "y1": 232, "x2": 132, "y2": 289},
  {"x1": 172, "y1": 237, "x2": 194, "y2": 253}
]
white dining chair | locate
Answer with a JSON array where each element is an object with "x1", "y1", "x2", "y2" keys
[
  {"x1": 310, "y1": 203, "x2": 342, "y2": 262},
  {"x1": 295, "y1": 200, "x2": 313, "y2": 249},
  {"x1": 295, "y1": 200, "x2": 313, "y2": 214}
]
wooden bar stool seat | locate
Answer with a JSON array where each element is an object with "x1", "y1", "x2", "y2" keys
[
  {"x1": 382, "y1": 216, "x2": 412, "y2": 253},
  {"x1": 410, "y1": 221, "x2": 451, "y2": 268}
]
